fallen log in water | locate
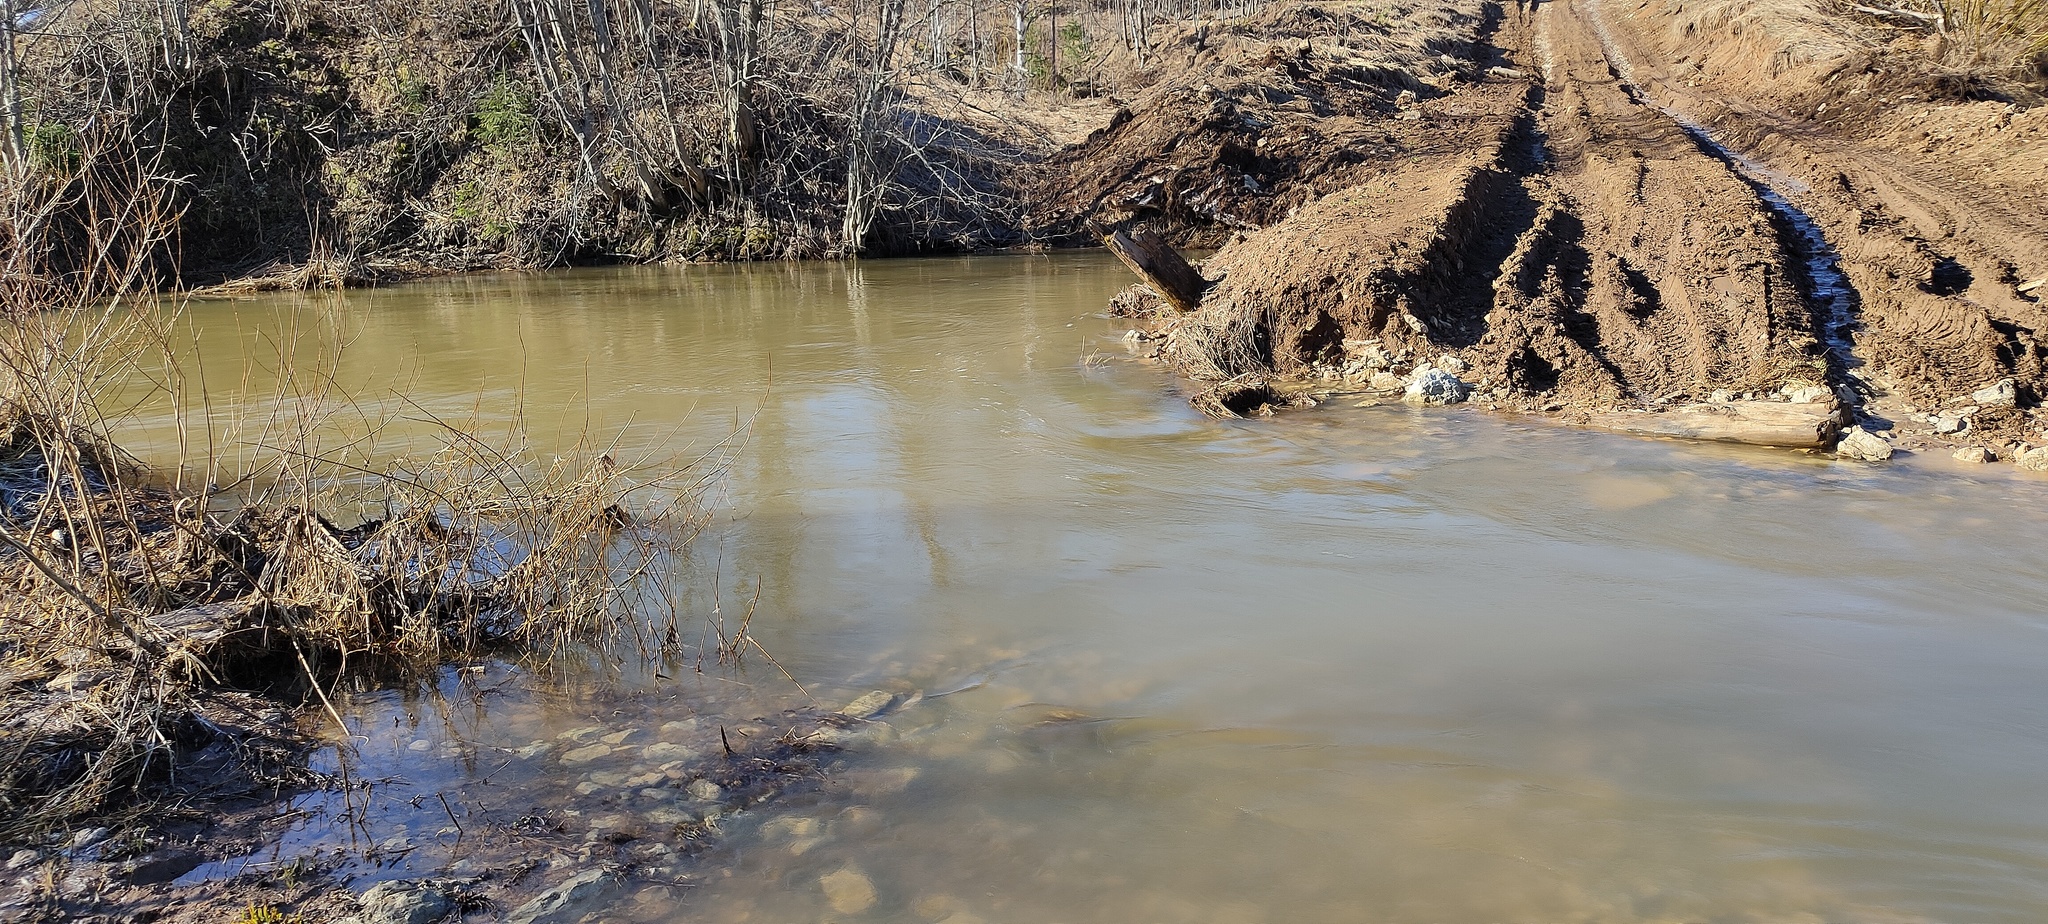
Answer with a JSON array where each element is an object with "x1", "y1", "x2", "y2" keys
[
  {"x1": 1584, "y1": 399, "x2": 1847, "y2": 449},
  {"x1": 1101, "y1": 227, "x2": 1209, "y2": 312}
]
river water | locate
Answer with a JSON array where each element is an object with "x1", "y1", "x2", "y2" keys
[{"x1": 132, "y1": 254, "x2": 2048, "y2": 923}]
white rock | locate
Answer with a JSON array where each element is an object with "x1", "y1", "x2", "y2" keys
[
  {"x1": 1971, "y1": 378, "x2": 2018, "y2": 408},
  {"x1": 1434, "y1": 355, "x2": 1469, "y2": 375},
  {"x1": 1786, "y1": 386, "x2": 1833, "y2": 404},
  {"x1": 560, "y1": 744, "x2": 611, "y2": 766},
  {"x1": 2018, "y1": 446, "x2": 2048, "y2": 472},
  {"x1": 1835, "y1": 426, "x2": 1894, "y2": 462},
  {"x1": 640, "y1": 742, "x2": 696, "y2": 763},
  {"x1": 821, "y1": 867, "x2": 878, "y2": 915},
  {"x1": 1368, "y1": 371, "x2": 1403, "y2": 391},
  {"x1": 1931, "y1": 414, "x2": 1969, "y2": 435},
  {"x1": 507, "y1": 870, "x2": 616, "y2": 924},
  {"x1": 686, "y1": 779, "x2": 723, "y2": 802},
  {"x1": 1953, "y1": 446, "x2": 1996, "y2": 464},
  {"x1": 1403, "y1": 368, "x2": 1470, "y2": 406}
]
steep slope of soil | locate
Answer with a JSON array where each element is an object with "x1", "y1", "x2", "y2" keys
[
  {"x1": 1077, "y1": 0, "x2": 2048, "y2": 459},
  {"x1": 1594, "y1": 0, "x2": 2048, "y2": 409},
  {"x1": 1100, "y1": 0, "x2": 1833, "y2": 417},
  {"x1": 1024, "y1": 0, "x2": 1510, "y2": 248}
]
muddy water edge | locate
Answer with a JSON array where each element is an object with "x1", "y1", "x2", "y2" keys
[{"x1": 4, "y1": 254, "x2": 2046, "y2": 922}]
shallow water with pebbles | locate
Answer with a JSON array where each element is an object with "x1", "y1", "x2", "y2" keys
[{"x1": 126, "y1": 255, "x2": 2048, "y2": 922}]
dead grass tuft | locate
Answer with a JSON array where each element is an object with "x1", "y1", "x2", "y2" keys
[{"x1": 0, "y1": 120, "x2": 725, "y2": 845}]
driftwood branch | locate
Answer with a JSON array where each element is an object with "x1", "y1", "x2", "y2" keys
[
  {"x1": 1585, "y1": 399, "x2": 1847, "y2": 449},
  {"x1": 1851, "y1": 5, "x2": 1941, "y2": 24}
]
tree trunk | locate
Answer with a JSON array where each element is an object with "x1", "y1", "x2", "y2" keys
[
  {"x1": 1584, "y1": 399, "x2": 1847, "y2": 450},
  {"x1": 1102, "y1": 227, "x2": 1208, "y2": 312},
  {"x1": 1010, "y1": 0, "x2": 1026, "y2": 90},
  {"x1": 0, "y1": 0, "x2": 25, "y2": 175}
]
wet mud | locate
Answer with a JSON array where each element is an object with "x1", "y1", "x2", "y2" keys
[{"x1": 1054, "y1": 0, "x2": 2048, "y2": 461}]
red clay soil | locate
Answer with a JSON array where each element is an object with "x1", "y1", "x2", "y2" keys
[
  {"x1": 1596, "y1": 0, "x2": 2048, "y2": 410},
  {"x1": 1053, "y1": 0, "x2": 2048, "y2": 458}
]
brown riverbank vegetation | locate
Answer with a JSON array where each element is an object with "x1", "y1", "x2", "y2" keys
[{"x1": 0, "y1": 133, "x2": 724, "y2": 853}]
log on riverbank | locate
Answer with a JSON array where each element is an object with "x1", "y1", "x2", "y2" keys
[
  {"x1": 1583, "y1": 400, "x2": 1848, "y2": 449},
  {"x1": 1101, "y1": 228, "x2": 1209, "y2": 313}
]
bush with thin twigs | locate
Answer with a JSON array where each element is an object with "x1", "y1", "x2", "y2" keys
[{"x1": 0, "y1": 127, "x2": 727, "y2": 843}]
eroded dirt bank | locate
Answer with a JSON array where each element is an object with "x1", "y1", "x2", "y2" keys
[{"x1": 1053, "y1": 0, "x2": 2048, "y2": 463}]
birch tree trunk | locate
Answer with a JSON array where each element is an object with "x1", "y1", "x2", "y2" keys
[{"x1": 0, "y1": 0, "x2": 26, "y2": 176}]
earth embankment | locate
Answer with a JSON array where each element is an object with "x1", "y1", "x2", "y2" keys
[{"x1": 1059, "y1": 0, "x2": 2048, "y2": 460}]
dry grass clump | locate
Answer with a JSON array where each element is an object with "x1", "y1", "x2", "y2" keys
[
  {"x1": 1941, "y1": 0, "x2": 2048, "y2": 68},
  {"x1": 0, "y1": 128, "x2": 723, "y2": 844}
]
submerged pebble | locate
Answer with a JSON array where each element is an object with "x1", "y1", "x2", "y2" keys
[
  {"x1": 820, "y1": 867, "x2": 878, "y2": 914},
  {"x1": 840, "y1": 691, "x2": 896, "y2": 720},
  {"x1": 641, "y1": 742, "x2": 696, "y2": 762}
]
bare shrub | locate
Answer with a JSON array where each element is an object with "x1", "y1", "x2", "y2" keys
[{"x1": 0, "y1": 123, "x2": 728, "y2": 843}]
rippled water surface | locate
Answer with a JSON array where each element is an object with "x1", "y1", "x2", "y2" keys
[{"x1": 131, "y1": 255, "x2": 2048, "y2": 923}]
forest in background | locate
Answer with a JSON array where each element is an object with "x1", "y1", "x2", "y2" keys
[{"x1": 0, "y1": 0, "x2": 1263, "y2": 286}]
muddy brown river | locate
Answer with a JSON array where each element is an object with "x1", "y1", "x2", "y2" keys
[{"x1": 123, "y1": 254, "x2": 2048, "y2": 922}]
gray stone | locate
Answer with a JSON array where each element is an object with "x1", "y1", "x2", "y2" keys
[
  {"x1": 645, "y1": 806, "x2": 696, "y2": 827},
  {"x1": 1433, "y1": 354, "x2": 1468, "y2": 375},
  {"x1": 506, "y1": 870, "x2": 617, "y2": 924},
  {"x1": 1836, "y1": 426, "x2": 1894, "y2": 462},
  {"x1": 839, "y1": 691, "x2": 896, "y2": 720},
  {"x1": 821, "y1": 867, "x2": 878, "y2": 915},
  {"x1": 809, "y1": 721, "x2": 898, "y2": 747},
  {"x1": 348, "y1": 880, "x2": 454, "y2": 924},
  {"x1": 686, "y1": 779, "x2": 724, "y2": 802},
  {"x1": 1932, "y1": 414, "x2": 1969, "y2": 435},
  {"x1": 1954, "y1": 446, "x2": 1997, "y2": 464},
  {"x1": 560, "y1": 744, "x2": 611, "y2": 766},
  {"x1": 1786, "y1": 385, "x2": 1834, "y2": 404},
  {"x1": 599, "y1": 730, "x2": 637, "y2": 746},
  {"x1": 640, "y1": 742, "x2": 696, "y2": 763},
  {"x1": 1344, "y1": 338, "x2": 1392, "y2": 373},
  {"x1": 1971, "y1": 378, "x2": 2018, "y2": 408},
  {"x1": 1368, "y1": 371, "x2": 1402, "y2": 392},
  {"x1": 5, "y1": 850, "x2": 39, "y2": 871},
  {"x1": 1403, "y1": 368, "x2": 1470, "y2": 406}
]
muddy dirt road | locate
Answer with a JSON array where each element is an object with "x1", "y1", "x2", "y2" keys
[{"x1": 1066, "y1": 0, "x2": 2048, "y2": 460}]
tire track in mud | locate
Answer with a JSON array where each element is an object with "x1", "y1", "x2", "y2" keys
[
  {"x1": 1572, "y1": 0, "x2": 1867, "y2": 402},
  {"x1": 1144, "y1": 0, "x2": 1841, "y2": 422},
  {"x1": 1584, "y1": 0, "x2": 2048, "y2": 411},
  {"x1": 1083, "y1": 0, "x2": 2045, "y2": 449}
]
